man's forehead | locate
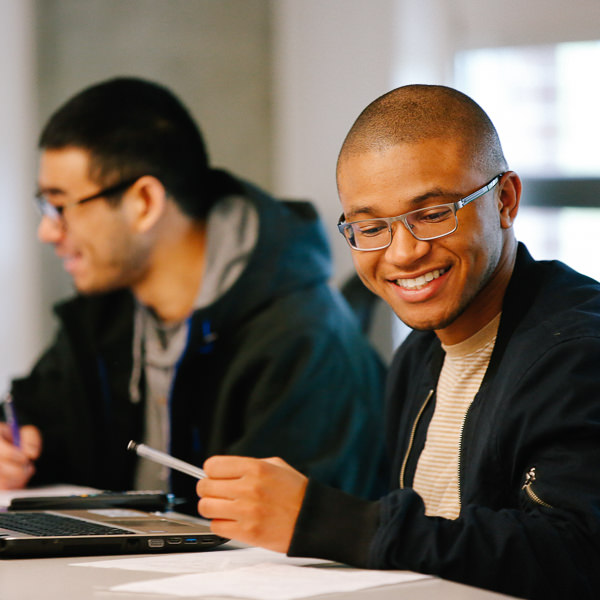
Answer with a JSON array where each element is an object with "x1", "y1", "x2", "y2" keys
[
  {"x1": 38, "y1": 147, "x2": 94, "y2": 189},
  {"x1": 340, "y1": 136, "x2": 467, "y2": 166},
  {"x1": 337, "y1": 142, "x2": 480, "y2": 219},
  {"x1": 338, "y1": 141, "x2": 464, "y2": 188}
]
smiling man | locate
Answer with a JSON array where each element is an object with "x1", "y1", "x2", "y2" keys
[
  {"x1": 0, "y1": 77, "x2": 388, "y2": 508},
  {"x1": 196, "y1": 85, "x2": 600, "y2": 599},
  {"x1": 337, "y1": 140, "x2": 514, "y2": 344}
]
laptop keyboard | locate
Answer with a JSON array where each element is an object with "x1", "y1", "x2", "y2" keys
[{"x1": 0, "y1": 512, "x2": 134, "y2": 536}]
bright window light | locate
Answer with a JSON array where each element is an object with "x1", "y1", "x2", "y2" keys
[
  {"x1": 455, "y1": 40, "x2": 600, "y2": 177},
  {"x1": 455, "y1": 40, "x2": 600, "y2": 282}
]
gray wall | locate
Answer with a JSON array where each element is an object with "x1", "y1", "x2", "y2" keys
[
  {"x1": 0, "y1": 0, "x2": 40, "y2": 391},
  {"x1": 3, "y1": 0, "x2": 600, "y2": 387}
]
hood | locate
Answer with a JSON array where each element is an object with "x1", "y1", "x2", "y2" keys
[{"x1": 189, "y1": 173, "x2": 333, "y2": 334}]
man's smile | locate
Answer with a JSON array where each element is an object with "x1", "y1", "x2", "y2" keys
[
  {"x1": 53, "y1": 244, "x2": 85, "y2": 277},
  {"x1": 393, "y1": 267, "x2": 448, "y2": 291}
]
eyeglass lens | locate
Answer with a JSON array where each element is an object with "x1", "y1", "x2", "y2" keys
[
  {"x1": 35, "y1": 197, "x2": 62, "y2": 221},
  {"x1": 346, "y1": 204, "x2": 458, "y2": 249}
]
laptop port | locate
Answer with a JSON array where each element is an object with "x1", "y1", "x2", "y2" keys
[
  {"x1": 167, "y1": 537, "x2": 182, "y2": 545},
  {"x1": 184, "y1": 538, "x2": 198, "y2": 544},
  {"x1": 148, "y1": 539, "x2": 165, "y2": 548}
]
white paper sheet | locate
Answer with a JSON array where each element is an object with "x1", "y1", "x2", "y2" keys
[
  {"x1": 109, "y1": 562, "x2": 429, "y2": 599},
  {"x1": 72, "y1": 547, "x2": 329, "y2": 574}
]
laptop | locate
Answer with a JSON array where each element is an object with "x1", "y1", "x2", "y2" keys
[{"x1": 0, "y1": 507, "x2": 228, "y2": 558}]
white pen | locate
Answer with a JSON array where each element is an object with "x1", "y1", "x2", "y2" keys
[{"x1": 127, "y1": 441, "x2": 207, "y2": 479}]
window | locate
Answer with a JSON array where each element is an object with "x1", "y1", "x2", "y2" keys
[
  {"x1": 455, "y1": 40, "x2": 600, "y2": 280},
  {"x1": 455, "y1": 40, "x2": 600, "y2": 177}
]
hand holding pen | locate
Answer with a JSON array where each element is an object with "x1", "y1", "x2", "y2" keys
[
  {"x1": 0, "y1": 393, "x2": 42, "y2": 489},
  {"x1": 2, "y1": 393, "x2": 20, "y2": 447}
]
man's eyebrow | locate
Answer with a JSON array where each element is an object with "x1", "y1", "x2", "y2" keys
[
  {"x1": 410, "y1": 187, "x2": 462, "y2": 205},
  {"x1": 344, "y1": 187, "x2": 461, "y2": 221},
  {"x1": 343, "y1": 206, "x2": 377, "y2": 221},
  {"x1": 35, "y1": 185, "x2": 67, "y2": 197}
]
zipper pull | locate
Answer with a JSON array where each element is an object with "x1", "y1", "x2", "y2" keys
[
  {"x1": 521, "y1": 466, "x2": 553, "y2": 508},
  {"x1": 522, "y1": 466, "x2": 536, "y2": 489},
  {"x1": 198, "y1": 319, "x2": 217, "y2": 353}
]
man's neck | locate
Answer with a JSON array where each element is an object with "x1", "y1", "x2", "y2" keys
[{"x1": 132, "y1": 222, "x2": 206, "y2": 324}]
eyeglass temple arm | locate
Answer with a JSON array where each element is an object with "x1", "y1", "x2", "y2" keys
[{"x1": 456, "y1": 174, "x2": 502, "y2": 210}]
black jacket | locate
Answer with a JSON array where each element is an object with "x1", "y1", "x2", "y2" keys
[
  {"x1": 289, "y1": 244, "x2": 600, "y2": 600},
  {"x1": 11, "y1": 177, "x2": 388, "y2": 506}
]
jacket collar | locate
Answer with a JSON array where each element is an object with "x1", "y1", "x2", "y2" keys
[{"x1": 426, "y1": 242, "x2": 535, "y2": 385}]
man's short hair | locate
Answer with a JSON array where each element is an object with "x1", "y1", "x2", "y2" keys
[
  {"x1": 338, "y1": 84, "x2": 508, "y2": 178},
  {"x1": 39, "y1": 77, "x2": 217, "y2": 219}
]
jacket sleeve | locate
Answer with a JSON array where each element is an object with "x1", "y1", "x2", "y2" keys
[
  {"x1": 197, "y1": 286, "x2": 388, "y2": 497},
  {"x1": 10, "y1": 294, "x2": 139, "y2": 490},
  {"x1": 219, "y1": 311, "x2": 389, "y2": 500},
  {"x1": 9, "y1": 326, "x2": 84, "y2": 485},
  {"x1": 290, "y1": 335, "x2": 600, "y2": 600}
]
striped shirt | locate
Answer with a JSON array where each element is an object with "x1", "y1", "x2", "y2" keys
[{"x1": 412, "y1": 313, "x2": 501, "y2": 519}]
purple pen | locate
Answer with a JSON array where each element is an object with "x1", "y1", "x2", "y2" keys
[{"x1": 2, "y1": 393, "x2": 20, "y2": 447}]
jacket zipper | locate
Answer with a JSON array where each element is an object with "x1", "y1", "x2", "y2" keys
[
  {"x1": 456, "y1": 403, "x2": 471, "y2": 511},
  {"x1": 522, "y1": 466, "x2": 553, "y2": 509},
  {"x1": 524, "y1": 485, "x2": 553, "y2": 508},
  {"x1": 399, "y1": 389, "x2": 434, "y2": 489}
]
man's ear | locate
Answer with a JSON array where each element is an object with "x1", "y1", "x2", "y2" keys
[
  {"x1": 497, "y1": 171, "x2": 522, "y2": 229},
  {"x1": 125, "y1": 175, "x2": 168, "y2": 233}
]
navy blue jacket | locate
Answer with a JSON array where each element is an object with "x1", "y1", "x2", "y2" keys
[
  {"x1": 290, "y1": 244, "x2": 600, "y2": 600},
  {"x1": 10, "y1": 177, "x2": 388, "y2": 507}
]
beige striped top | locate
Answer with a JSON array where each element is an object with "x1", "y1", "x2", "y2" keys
[{"x1": 412, "y1": 313, "x2": 501, "y2": 519}]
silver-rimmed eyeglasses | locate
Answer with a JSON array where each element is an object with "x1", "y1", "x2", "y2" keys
[
  {"x1": 337, "y1": 173, "x2": 503, "y2": 251},
  {"x1": 34, "y1": 177, "x2": 140, "y2": 222}
]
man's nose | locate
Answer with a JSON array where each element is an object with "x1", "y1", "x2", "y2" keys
[
  {"x1": 383, "y1": 221, "x2": 430, "y2": 266},
  {"x1": 37, "y1": 215, "x2": 64, "y2": 244}
]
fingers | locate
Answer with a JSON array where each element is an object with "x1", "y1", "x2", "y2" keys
[
  {"x1": 0, "y1": 423, "x2": 27, "y2": 462},
  {"x1": 0, "y1": 423, "x2": 42, "y2": 488},
  {"x1": 202, "y1": 455, "x2": 261, "y2": 479},
  {"x1": 196, "y1": 456, "x2": 308, "y2": 553},
  {"x1": 20, "y1": 425, "x2": 43, "y2": 461},
  {"x1": 263, "y1": 456, "x2": 297, "y2": 471},
  {"x1": 199, "y1": 456, "x2": 273, "y2": 497},
  {"x1": 0, "y1": 422, "x2": 13, "y2": 444}
]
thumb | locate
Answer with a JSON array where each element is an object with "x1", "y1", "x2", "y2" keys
[
  {"x1": 20, "y1": 425, "x2": 42, "y2": 460},
  {"x1": 263, "y1": 456, "x2": 299, "y2": 473}
]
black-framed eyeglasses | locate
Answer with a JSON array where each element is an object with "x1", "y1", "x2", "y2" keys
[
  {"x1": 337, "y1": 173, "x2": 504, "y2": 252},
  {"x1": 34, "y1": 177, "x2": 140, "y2": 222}
]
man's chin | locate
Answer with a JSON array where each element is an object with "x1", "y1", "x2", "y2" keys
[
  {"x1": 393, "y1": 306, "x2": 460, "y2": 333},
  {"x1": 73, "y1": 283, "x2": 104, "y2": 296},
  {"x1": 72, "y1": 278, "x2": 124, "y2": 296}
]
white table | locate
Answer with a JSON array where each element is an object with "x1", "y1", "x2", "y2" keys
[
  {"x1": 0, "y1": 543, "x2": 517, "y2": 600},
  {"x1": 0, "y1": 486, "x2": 517, "y2": 599}
]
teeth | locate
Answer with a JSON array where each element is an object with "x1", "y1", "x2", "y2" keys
[{"x1": 396, "y1": 268, "x2": 446, "y2": 290}]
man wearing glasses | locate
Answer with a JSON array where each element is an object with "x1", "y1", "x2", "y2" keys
[
  {"x1": 196, "y1": 85, "x2": 600, "y2": 599},
  {"x1": 0, "y1": 77, "x2": 388, "y2": 508}
]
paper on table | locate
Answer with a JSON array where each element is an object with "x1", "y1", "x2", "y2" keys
[
  {"x1": 109, "y1": 562, "x2": 430, "y2": 599},
  {"x1": 72, "y1": 547, "x2": 329, "y2": 573}
]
